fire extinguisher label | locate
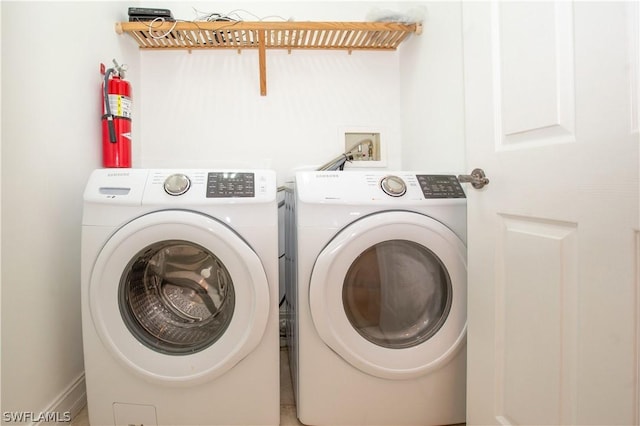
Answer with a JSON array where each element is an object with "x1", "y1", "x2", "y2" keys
[{"x1": 106, "y1": 94, "x2": 132, "y2": 119}]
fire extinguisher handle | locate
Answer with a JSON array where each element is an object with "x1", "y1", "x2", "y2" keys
[
  {"x1": 106, "y1": 115, "x2": 117, "y2": 144},
  {"x1": 103, "y1": 67, "x2": 118, "y2": 144}
]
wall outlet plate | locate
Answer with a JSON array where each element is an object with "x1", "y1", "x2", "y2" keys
[
  {"x1": 345, "y1": 132, "x2": 381, "y2": 161},
  {"x1": 340, "y1": 126, "x2": 387, "y2": 168}
]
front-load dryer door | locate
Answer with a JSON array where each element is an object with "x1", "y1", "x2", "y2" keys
[
  {"x1": 309, "y1": 211, "x2": 466, "y2": 380},
  {"x1": 89, "y1": 210, "x2": 270, "y2": 386}
]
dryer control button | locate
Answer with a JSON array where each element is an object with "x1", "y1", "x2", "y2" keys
[
  {"x1": 380, "y1": 175, "x2": 407, "y2": 197},
  {"x1": 164, "y1": 173, "x2": 191, "y2": 196}
]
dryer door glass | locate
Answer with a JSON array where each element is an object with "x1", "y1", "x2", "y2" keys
[
  {"x1": 119, "y1": 240, "x2": 235, "y2": 355},
  {"x1": 342, "y1": 239, "x2": 452, "y2": 349}
]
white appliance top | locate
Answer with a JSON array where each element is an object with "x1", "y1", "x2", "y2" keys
[
  {"x1": 296, "y1": 171, "x2": 466, "y2": 205},
  {"x1": 84, "y1": 169, "x2": 276, "y2": 206}
]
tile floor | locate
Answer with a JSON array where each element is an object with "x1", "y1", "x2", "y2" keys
[{"x1": 70, "y1": 348, "x2": 302, "y2": 426}]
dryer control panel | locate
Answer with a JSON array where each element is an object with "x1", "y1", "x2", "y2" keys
[
  {"x1": 296, "y1": 171, "x2": 466, "y2": 204},
  {"x1": 416, "y1": 175, "x2": 466, "y2": 199}
]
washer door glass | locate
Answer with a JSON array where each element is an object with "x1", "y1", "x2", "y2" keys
[
  {"x1": 88, "y1": 210, "x2": 271, "y2": 385},
  {"x1": 120, "y1": 240, "x2": 235, "y2": 355},
  {"x1": 342, "y1": 240, "x2": 451, "y2": 349}
]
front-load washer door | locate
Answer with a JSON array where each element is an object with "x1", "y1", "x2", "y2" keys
[
  {"x1": 309, "y1": 211, "x2": 466, "y2": 380},
  {"x1": 89, "y1": 210, "x2": 270, "y2": 386}
]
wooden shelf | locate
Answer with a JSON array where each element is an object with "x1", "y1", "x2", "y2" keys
[{"x1": 116, "y1": 21, "x2": 422, "y2": 95}]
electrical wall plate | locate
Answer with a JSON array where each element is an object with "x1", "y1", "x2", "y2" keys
[{"x1": 339, "y1": 126, "x2": 388, "y2": 168}]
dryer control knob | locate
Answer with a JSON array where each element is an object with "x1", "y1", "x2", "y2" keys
[
  {"x1": 380, "y1": 175, "x2": 407, "y2": 197},
  {"x1": 164, "y1": 173, "x2": 191, "y2": 196}
]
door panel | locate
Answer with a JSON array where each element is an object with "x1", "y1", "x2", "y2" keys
[
  {"x1": 495, "y1": 216, "x2": 578, "y2": 425},
  {"x1": 463, "y1": 2, "x2": 639, "y2": 424},
  {"x1": 499, "y1": 2, "x2": 575, "y2": 146}
]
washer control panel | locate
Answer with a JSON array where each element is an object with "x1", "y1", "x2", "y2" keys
[
  {"x1": 149, "y1": 169, "x2": 274, "y2": 203},
  {"x1": 164, "y1": 173, "x2": 191, "y2": 196},
  {"x1": 85, "y1": 169, "x2": 276, "y2": 205},
  {"x1": 206, "y1": 172, "x2": 255, "y2": 198}
]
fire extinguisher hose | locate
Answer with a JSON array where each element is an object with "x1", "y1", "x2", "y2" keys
[{"x1": 103, "y1": 68, "x2": 117, "y2": 144}]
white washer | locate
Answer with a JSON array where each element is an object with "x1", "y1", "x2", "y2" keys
[
  {"x1": 81, "y1": 169, "x2": 279, "y2": 426},
  {"x1": 286, "y1": 170, "x2": 467, "y2": 426}
]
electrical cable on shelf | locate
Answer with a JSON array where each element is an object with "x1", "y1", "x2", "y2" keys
[
  {"x1": 147, "y1": 16, "x2": 179, "y2": 39},
  {"x1": 192, "y1": 7, "x2": 288, "y2": 23},
  {"x1": 142, "y1": 8, "x2": 292, "y2": 47}
]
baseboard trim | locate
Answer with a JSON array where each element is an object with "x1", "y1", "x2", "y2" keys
[{"x1": 32, "y1": 373, "x2": 86, "y2": 426}]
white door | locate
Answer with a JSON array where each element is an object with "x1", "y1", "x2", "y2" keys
[{"x1": 463, "y1": 2, "x2": 639, "y2": 425}]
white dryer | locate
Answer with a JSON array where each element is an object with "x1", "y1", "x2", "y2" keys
[
  {"x1": 81, "y1": 169, "x2": 279, "y2": 426},
  {"x1": 287, "y1": 170, "x2": 467, "y2": 426}
]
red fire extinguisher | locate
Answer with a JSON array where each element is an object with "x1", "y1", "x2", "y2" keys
[{"x1": 101, "y1": 60, "x2": 131, "y2": 168}]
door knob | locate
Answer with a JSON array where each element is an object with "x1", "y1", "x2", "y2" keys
[{"x1": 458, "y1": 168, "x2": 489, "y2": 189}]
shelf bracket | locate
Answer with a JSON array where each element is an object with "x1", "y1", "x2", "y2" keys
[{"x1": 258, "y1": 30, "x2": 267, "y2": 96}]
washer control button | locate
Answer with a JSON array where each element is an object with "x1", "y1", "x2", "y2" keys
[
  {"x1": 380, "y1": 175, "x2": 407, "y2": 197},
  {"x1": 164, "y1": 173, "x2": 191, "y2": 196}
]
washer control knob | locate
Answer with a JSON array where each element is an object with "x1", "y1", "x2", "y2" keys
[
  {"x1": 164, "y1": 173, "x2": 191, "y2": 196},
  {"x1": 380, "y1": 175, "x2": 407, "y2": 197}
]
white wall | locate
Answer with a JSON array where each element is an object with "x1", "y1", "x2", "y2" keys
[
  {"x1": 0, "y1": 0, "x2": 466, "y2": 419},
  {"x1": 0, "y1": 2, "x2": 3, "y2": 416},
  {"x1": 137, "y1": 2, "x2": 406, "y2": 184},
  {"x1": 1, "y1": 1, "x2": 139, "y2": 418},
  {"x1": 399, "y1": 1, "x2": 465, "y2": 174},
  {"x1": 138, "y1": 1, "x2": 468, "y2": 182}
]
